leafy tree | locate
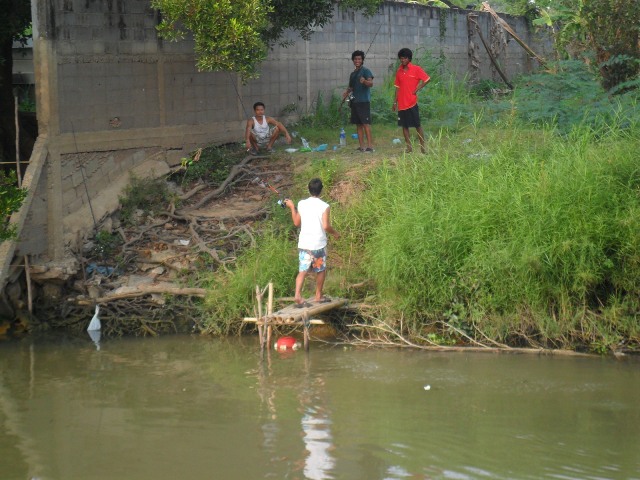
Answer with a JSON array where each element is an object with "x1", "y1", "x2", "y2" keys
[
  {"x1": 0, "y1": 0, "x2": 31, "y2": 167},
  {"x1": 582, "y1": 0, "x2": 640, "y2": 92},
  {"x1": 151, "y1": 0, "x2": 383, "y2": 80},
  {"x1": 532, "y1": 0, "x2": 639, "y2": 92}
]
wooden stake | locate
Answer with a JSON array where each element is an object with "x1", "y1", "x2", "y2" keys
[
  {"x1": 303, "y1": 310, "x2": 309, "y2": 351},
  {"x1": 24, "y1": 256, "x2": 32, "y2": 314},
  {"x1": 256, "y1": 285, "x2": 264, "y2": 350},
  {"x1": 266, "y1": 282, "x2": 273, "y2": 351}
]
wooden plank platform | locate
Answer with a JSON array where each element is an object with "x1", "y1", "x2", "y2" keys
[
  {"x1": 247, "y1": 283, "x2": 347, "y2": 351},
  {"x1": 243, "y1": 297, "x2": 348, "y2": 325}
]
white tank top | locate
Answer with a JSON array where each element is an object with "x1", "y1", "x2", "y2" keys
[
  {"x1": 297, "y1": 197, "x2": 329, "y2": 250},
  {"x1": 252, "y1": 116, "x2": 269, "y2": 139}
]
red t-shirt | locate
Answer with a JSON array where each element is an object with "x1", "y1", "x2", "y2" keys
[{"x1": 394, "y1": 63, "x2": 430, "y2": 111}]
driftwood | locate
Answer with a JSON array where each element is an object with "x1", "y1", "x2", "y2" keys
[
  {"x1": 343, "y1": 319, "x2": 594, "y2": 356},
  {"x1": 78, "y1": 283, "x2": 207, "y2": 304}
]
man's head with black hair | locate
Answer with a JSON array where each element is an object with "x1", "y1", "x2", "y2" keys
[
  {"x1": 351, "y1": 50, "x2": 365, "y2": 61},
  {"x1": 308, "y1": 178, "x2": 323, "y2": 197},
  {"x1": 397, "y1": 48, "x2": 413, "y2": 61}
]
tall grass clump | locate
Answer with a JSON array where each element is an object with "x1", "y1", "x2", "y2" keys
[
  {"x1": 354, "y1": 123, "x2": 640, "y2": 349},
  {"x1": 201, "y1": 227, "x2": 297, "y2": 335}
]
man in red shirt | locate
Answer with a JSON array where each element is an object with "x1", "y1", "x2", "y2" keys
[{"x1": 392, "y1": 48, "x2": 431, "y2": 154}]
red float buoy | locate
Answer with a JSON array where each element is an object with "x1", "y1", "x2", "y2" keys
[{"x1": 274, "y1": 336, "x2": 300, "y2": 351}]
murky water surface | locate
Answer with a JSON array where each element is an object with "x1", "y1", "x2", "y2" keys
[{"x1": 1, "y1": 334, "x2": 639, "y2": 480}]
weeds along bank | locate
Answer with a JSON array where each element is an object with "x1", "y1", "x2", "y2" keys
[{"x1": 201, "y1": 60, "x2": 640, "y2": 354}]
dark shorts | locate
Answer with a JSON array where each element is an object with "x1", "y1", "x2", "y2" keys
[
  {"x1": 350, "y1": 102, "x2": 371, "y2": 125},
  {"x1": 397, "y1": 104, "x2": 421, "y2": 128}
]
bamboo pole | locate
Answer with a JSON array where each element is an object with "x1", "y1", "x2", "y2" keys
[
  {"x1": 266, "y1": 282, "x2": 273, "y2": 350},
  {"x1": 256, "y1": 285, "x2": 264, "y2": 350},
  {"x1": 24, "y1": 256, "x2": 32, "y2": 314},
  {"x1": 303, "y1": 311, "x2": 309, "y2": 351}
]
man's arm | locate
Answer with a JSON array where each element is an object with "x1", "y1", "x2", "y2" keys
[
  {"x1": 360, "y1": 76, "x2": 373, "y2": 88},
  {"x1": 267, "y1": 116, "x2": 292, "y2": 144},
  {"x1": 341, "y1": 86, "x2": 353, "y2": 103},
  {"x1": 360, "y1": 68, "x2": 374, "y2": 88},
  {"x1": 322, "y1": 207, "x2": 340, "y2": 238},
  {"x1": 392, "y1": 85, "x2": 400, "y2": 111},
  {"x1": 414, "y1": 77, "x2": 430, "y2": 95},
  {"x1": 245, "y1": 118, "x2": 254, "y2": 150},
  {"x1": 284, "y1": 199, "x2": 301, "y2": 227}
]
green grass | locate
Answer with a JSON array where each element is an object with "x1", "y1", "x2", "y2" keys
[{"x1": 349, "y1": 123, "x2": 640, "y2": 350}]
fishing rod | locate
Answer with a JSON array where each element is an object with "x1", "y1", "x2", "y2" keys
[{"x1": 251, "y1": 176, "x2": 290, "y2": 208}]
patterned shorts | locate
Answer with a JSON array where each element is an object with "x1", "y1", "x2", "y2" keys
[{"x1": 298, "y1": 248, "x2": 327, "y2": 273}]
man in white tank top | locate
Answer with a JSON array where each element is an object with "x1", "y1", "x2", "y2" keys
[
  {"x1": 245, "y1": 101, "x2": 292, "y2": 155},
  {"x1": 284, "y1": 178, "x2": 340, "y2": 306}
]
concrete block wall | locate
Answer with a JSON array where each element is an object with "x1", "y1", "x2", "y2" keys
[{"x1": 23, "y1": 0, "x2": 551, "y2": 262}]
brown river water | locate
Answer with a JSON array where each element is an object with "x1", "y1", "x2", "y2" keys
[{"x1": 1, "y1": 334, "x2": 639, "y2": 480}]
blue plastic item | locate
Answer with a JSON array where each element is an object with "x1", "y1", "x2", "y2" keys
[{"x1": 314, "y1": 144, "x2": 328, "y2": 151}]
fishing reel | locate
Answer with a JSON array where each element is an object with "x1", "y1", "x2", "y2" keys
[{"x1": 277, "y1": 198, "x2": 291, "y2": 209}]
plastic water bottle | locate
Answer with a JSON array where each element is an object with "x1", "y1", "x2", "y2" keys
[
  {"x1": 301, "y1": 137, "x2": 310, "y2": 149},
  {"x1": 339, "y1": 128, "x2": 346, "y2": 147}
]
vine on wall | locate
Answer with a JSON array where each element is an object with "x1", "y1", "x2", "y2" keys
[{"x1": 439, "y1": 8, "x2": 447, "y2": 42}]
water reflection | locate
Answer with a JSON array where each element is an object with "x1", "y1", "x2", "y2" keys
[
  {"x1": 255, "y1": 349, "x2": 336, "y2": 479},
  {"x1": 87, "y1": 329, "x2": 101, "y2": 350}
]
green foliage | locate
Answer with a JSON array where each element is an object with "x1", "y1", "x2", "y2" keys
[
  {"x1": 582, "y1": 0, "x2": 640, "y2": 91},
  {"x1": 499, "y1": 60, "x2": 640, "y2": 133},
  {"x1": 152, "y1": 0, "x2": 383, "y2": 80},
  {"x1": 174, "y1": 145, "x2": 245, "y2": 186},
  {"x1": 0, "y1": 170, "x2": 27, "y2": 242},
  {"x1": 92, "y1": 230, "x2": 121, "y2": 260},
  {"x1": 297, "y1": 92, "x2": 346, "y2": 129},
  {"x1": 151, "y1": 0, "x2": 269, "y2": 80},
  {"x1": 118, "y1": 175, "x2": 172, "y2": 227},
  {"x1": 528, "y1": 0, "x2": 639, "y2": 92},
  {"x1": 0, "y1": 0, "x2": 31, "y2": 44}
]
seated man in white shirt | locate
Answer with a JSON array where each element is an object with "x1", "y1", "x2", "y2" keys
[{"x1": 244, "y1": 101, "x2": 292, "y2": 155}]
